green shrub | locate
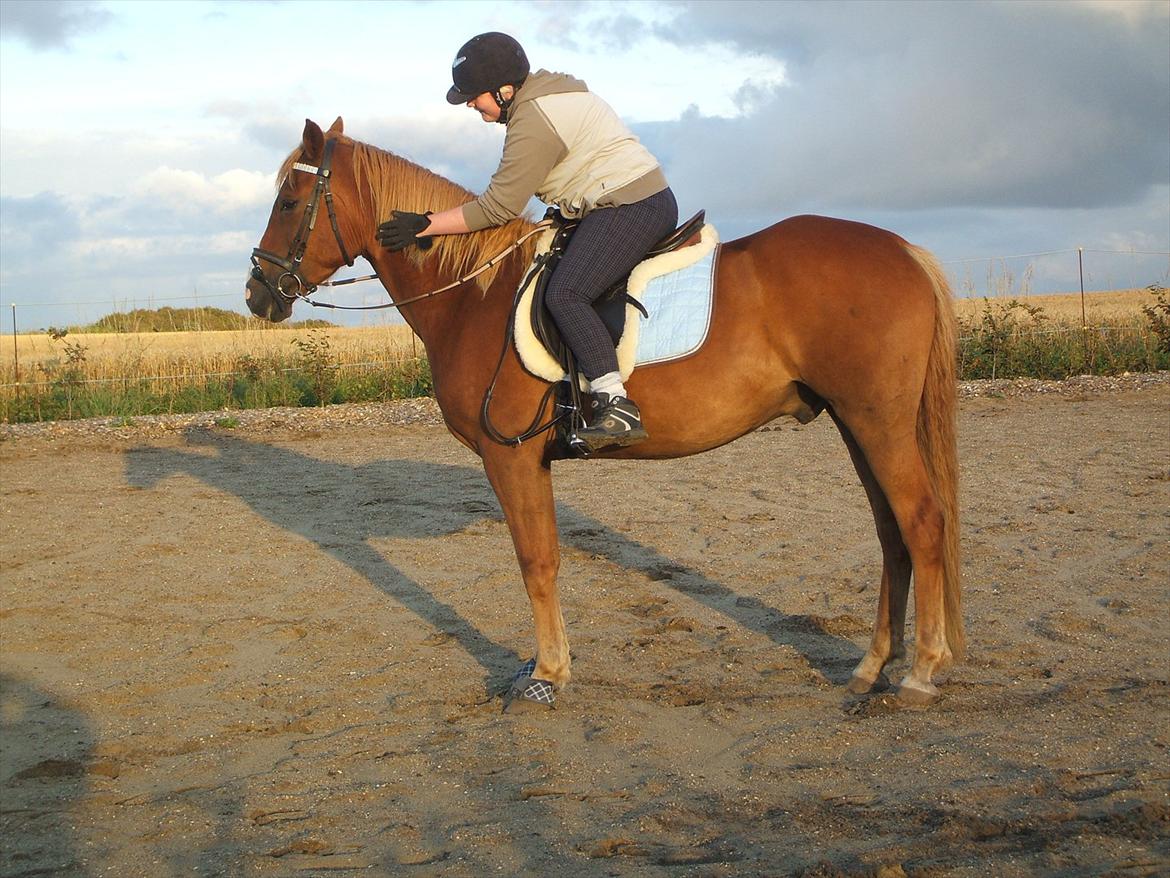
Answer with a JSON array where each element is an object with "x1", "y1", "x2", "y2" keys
[{"x1": 957, "y1": 300, "x2": 1168, "y2": 379}]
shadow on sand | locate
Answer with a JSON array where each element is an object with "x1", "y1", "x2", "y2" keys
[
  {"x1": 0, "y1": 675, "x2": 94, "y2": 875},
  {"x1": 124, "y1": 429, "x2": 860, "y2": 693}
]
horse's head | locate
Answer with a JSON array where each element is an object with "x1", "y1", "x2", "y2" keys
[{"x1": 246, "y1": 117, "x2": 355, "y2": 323}]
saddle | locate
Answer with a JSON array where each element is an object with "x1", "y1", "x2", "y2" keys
[{"x1": 527, "y1": 209, "x2": 708, "y2": 372}]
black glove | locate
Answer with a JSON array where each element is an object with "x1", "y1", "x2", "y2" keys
[{"x1": 376, "y1": 210, "x2": 434, "y2": 252}]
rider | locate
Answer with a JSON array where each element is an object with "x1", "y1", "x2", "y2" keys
[{"x1": 377, "y1": 31, "x2": 678, "y2": 451}]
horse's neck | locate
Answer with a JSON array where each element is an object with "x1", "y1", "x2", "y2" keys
[
  {"x1": 339, "y1": 155, "x2": 520, "y2": 347},
  {"x1": 362, "y1": 239, "x2": 518, "y2": 349}
]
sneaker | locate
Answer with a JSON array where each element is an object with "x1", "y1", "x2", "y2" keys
[{"x1": 573, "y1": 393, "x2": 648, "y2": 452}]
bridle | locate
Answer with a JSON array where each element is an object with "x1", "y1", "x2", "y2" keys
[
  {"x1": 250, "y1": 138, "x2": 354, "y2": 303},
  {"x1": 248, "y1": 135, "x2": 555, "y2": 320}
]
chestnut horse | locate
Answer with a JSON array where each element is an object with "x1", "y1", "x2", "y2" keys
[{"x1": 246, "y1": 118, "x2": 963, "y2": 707}]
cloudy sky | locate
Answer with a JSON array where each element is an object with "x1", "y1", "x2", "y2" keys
[{"x1": 1, "y1": 0, "x2": 1168, "y2": 330}]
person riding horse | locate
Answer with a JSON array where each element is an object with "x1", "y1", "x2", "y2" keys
[{"x1": 376, "y1": 32, "x2": 678, "y2": 452}]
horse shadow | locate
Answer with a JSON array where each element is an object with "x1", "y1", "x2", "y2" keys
[
  {"x1": 123, "y1": 429, "x2": 860, "y2": 693},
  {"x1": 124, "y1": 428, "x2": 525, "y2": 693},
  {"x1": 0, "y1": 675, "x2": 94, "y2": 875}
]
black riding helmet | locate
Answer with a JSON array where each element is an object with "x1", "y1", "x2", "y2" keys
[{"x1": 446, "y1": 32, "x2": 530, "y2": 122}]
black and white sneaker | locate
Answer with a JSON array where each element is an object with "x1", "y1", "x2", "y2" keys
[{"x1": 573, "y1": 393, "x2": 649, "y2": 452}]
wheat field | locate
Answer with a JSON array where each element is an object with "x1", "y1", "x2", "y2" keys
[
  {"x1": 952, "y1": 288, "x2": 1151, "y2": 321},
  {"x1": 7, "y1": 289, "x2": 1151, "y2": 374},
  {"x1": 1, "y1": 289, "x2": 1161, "y2": 418},
  {"x1": 4, "y1": 324, "x2": 421, "y2": 383}
]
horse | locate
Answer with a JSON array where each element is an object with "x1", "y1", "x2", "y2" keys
[{"x1": 246, "y1": 117, "x2": 963, "y2": 708}]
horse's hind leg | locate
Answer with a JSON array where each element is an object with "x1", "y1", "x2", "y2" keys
[
  {"x1": 831, "y1": 411, "x2": 911, "y2": 694},
  {"x1": 480, "y1": 445, "x2": 570, "y2": 701},
  {"x1": 834, "y1": 412, "x2": 952, "y2": 705}
]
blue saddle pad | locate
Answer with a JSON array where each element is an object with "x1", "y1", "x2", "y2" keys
[{"x1": 632, "y1": 243, "x2": 718, "y2": 366}]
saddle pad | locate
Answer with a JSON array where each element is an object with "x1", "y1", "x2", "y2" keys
[
  {"x1": 514, "y1": 223, "x2": 719, "y2": 385},
  {"x1": 627, "y1": 224, "x2": 718, "y2": 367}
]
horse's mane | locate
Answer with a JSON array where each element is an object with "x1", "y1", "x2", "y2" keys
[{"x1": 279, "y1": 135, "x2": 538, "y2": 294}]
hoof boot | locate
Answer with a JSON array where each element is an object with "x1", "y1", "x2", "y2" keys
[
  {"x1": 503, "y1": 675, "x2": 556, "y2": 713},
  {"x1": 512, "y1": 658, "x2": 537, "y2": 683}
]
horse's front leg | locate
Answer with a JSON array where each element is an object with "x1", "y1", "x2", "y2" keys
[{"x1": 480, "y1": 443, "x2": 569, "y2": 707}]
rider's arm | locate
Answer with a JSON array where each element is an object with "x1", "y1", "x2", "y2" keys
[
  {"x1": 415, "y1": 103, "x2": 564, "y2": 239},
  {"x1": 461, "y1": 103, "x2": 566, "y2": 231},
  {"x1": 421, "y1": 206, "x2": 471, "y2": 236}
]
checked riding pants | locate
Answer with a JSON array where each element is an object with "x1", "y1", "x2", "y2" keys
[{"x1": 544, "y1": 187, "x2": 678, "y2": 380}]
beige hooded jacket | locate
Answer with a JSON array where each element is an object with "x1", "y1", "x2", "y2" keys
[{"x1": 461, "y1": 70, "x2": 669, "y2": 231}]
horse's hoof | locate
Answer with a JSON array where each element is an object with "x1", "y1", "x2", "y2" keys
[
  {"x1": 503, "y1": 676, "x2": 556, "y2": 713},
  {"x1": 896, "y1": 677, "x2": 939, "y2": 707},
  {"x1": 847, "y1": 672, "x2": 890, "y2": 695}
]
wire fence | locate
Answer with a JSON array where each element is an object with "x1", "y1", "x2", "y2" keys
[{"x1": 3, "y1": 245, "x2": 1167, "y2": 324}]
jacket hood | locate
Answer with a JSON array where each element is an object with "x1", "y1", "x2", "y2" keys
[{"x1": 513, "y1": 69, "x2": 588, "y2": 109}]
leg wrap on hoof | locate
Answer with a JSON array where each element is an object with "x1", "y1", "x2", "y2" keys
[
  {"x1": 512, "y1": 658, "x2": 537, "y2": 684},
  {"x1": 504, "y1": 675, "x2": 557, "y2": 712}
]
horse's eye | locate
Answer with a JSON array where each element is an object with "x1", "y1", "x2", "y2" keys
[{"x1": 280, "y1": 198, "x2": 297, "y2": 211}]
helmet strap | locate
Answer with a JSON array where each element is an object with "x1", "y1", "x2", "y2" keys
[{"x1": 493, "y1": 87, "x2": 514, "y2": 124}]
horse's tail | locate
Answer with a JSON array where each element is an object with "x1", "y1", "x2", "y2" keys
[{"x1": 905, "y1": 244, "x2": 964, "y2": 662}]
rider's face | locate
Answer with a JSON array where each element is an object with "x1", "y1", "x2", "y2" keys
[
  {"x1": 466, "y1": 85, "x2": 513, "y2": 123},
  {"x1": 467, "y1": 92, "x2": 501, "y2": 122}
]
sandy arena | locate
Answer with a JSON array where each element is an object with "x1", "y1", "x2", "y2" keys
[{"x1": 2, "y1": 378, "x2": 1168, "y2": 877}]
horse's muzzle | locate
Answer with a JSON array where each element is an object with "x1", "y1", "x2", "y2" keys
[{"x1": 245, "y1": 271, "x2": 292, "y2": 323}]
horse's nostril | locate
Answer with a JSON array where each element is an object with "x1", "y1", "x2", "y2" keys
[{"x1": 245, "y1": 289, "x2": 252, "y2": 301}]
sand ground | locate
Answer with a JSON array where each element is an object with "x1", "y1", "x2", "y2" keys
[{"x1": 2, "y1": 384, "x2": 1168, "y2": 877}]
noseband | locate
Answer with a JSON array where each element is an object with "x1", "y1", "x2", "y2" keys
[{"x1": 250, "y1": 138, "x2": 354, "y2": 303}]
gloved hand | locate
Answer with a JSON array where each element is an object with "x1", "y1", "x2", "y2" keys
[{"x1": 376, "y1": 211, "x2": 434, "y2": 252}]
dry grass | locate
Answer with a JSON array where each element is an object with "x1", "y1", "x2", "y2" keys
[
  {"x1": 4, "y1": 324, "x2": 421, "y2": 382},
  {"x1": 953, "y1": 288, "x2": 1150, "y2": 321}
]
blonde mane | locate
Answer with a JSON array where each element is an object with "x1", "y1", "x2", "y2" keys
[
  {"x1": 276, "y1": 135, "x2": 538, "y2": 293},
  {"x1": 321, "y1": 136, "x2": 541, "y2": 294}
]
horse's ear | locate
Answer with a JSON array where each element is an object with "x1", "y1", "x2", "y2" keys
[
  {"x1": 327, "y1": 117, "x2": 344, "y2": 135},
  {"x1": 301, "y1": 119, "x2": 325, "y2": 162}
]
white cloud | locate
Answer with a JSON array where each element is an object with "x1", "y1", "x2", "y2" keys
[
  {"x1": 1, "y1": 0, "x2": 1167, "y2": 330},
  {"x1": 131, "y1": 167, "x2": 273, "y2": 216},
  {"x1": 66, "y1": 229, "x2": 256, "y2": 264}
]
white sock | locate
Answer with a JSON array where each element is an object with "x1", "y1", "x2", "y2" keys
[{"x1": 589, "y1": 370, "x2": 626, "y2": 399}]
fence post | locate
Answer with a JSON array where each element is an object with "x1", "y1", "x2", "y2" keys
[
  {"x1": 10, "y1": 304, "x2": 19, "y2": 408},
  {"x1": 1077, "y1": 247, "x2": 1093, "y2": 373}
]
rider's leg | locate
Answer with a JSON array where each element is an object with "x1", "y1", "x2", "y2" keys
[{"x1": 544, "y1": 188, "x2": 677, "y2": 447}]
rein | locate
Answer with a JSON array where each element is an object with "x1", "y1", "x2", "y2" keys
[
  {"x1": 300, "y1": 220, "x2": 553, "y2": 312},
  {"x1": 251, "y1": 143, "x2": 568, "y2": 446},
  {"x1": 252, "y1": 136, "x2": 552, "y2": 314}
]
